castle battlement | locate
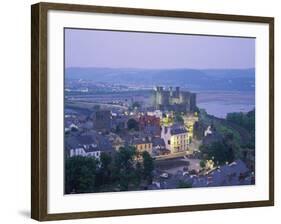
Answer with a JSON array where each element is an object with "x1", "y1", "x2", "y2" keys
[{"x1": 153, "y1": 86, "x2": 196, "y2": 112}]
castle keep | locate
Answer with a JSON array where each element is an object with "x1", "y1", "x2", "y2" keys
[{"x1": 153, "y1": 86, "x2": 196, "y2": 112}]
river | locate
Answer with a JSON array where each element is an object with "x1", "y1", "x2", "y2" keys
[{"x1": 196, "y1": 91, "x2": 255, "y2": 118}]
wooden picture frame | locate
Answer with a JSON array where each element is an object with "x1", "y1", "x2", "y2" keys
[{"x1": 31, "y1": 2, "x2": 274, "y2": 221}]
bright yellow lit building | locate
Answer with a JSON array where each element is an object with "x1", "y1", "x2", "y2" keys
[
  {"x1": 183, "y1": 113, "x2": 199, "y2": 139},
  {"x1": 133, "y1": 139, "x2": 153, "y2": 155},
  {"x1": 170, "y1": 133, "x2": 189, "y2": 152},
  {"x1": 161, "y1": 125, "x2": 189, "y2": 153}
]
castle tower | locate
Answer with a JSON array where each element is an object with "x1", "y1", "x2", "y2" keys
[
  {"x1": 154, "y1": 86, "x2": 163, "y2": 109},
  {"x1": 175, "y1": 87, "x2": 180, "y2": 98},
  {"x1": 190, "y1": 93, "x2": 196, "y2": 112},
  {"x1": 169, "y1": 86, "x2": 173, "y2": 97}
]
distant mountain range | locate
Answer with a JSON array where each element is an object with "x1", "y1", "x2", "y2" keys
[{"x1": 65, "y1": 67, "x2": 255, "y2": 91}]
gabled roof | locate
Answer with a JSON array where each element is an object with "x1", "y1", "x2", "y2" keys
[
  {"x1": 65, "y1": 137, "x2": 80, "y2": 149},
  {"x1": 133, "y1": 138, "x2": 152, "y2": 145},
  {"x1": 83, "y1": 145, "x2": 100, "y2": 153},
  {"x1": 77, "y1": 135, "x2": 96, "y2": 145},
  {"x1": 152, "y1": 138, "x2": 165, "y2": 147},
  {"x1": 96, "y1": 135, "x2": 114, "y2": 152},
  {"x1": 65, "y1": 133, "x2": 114, "y2": 152}
]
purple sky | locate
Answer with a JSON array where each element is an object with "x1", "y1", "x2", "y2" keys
[{"x1": 65, "y1": 28, "x2": 255, "y2": 69}]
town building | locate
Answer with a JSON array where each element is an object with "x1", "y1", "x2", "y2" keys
[
  {"x1": 92, "y1": 110, "x2": 111, "y2": 131},
  {"x1": 66, "y1": 134, "x2": 114, "y2": 160},
  {"x1": 202, "y1": 126, "x2": 222, "y2": 145},
  {"x1": 153, "y1": 86, "x2": 196, "y2": 112},
  {"x1": 111, "y1": 115, "x2": 128, "y2": 131},
  {"x1": 152, "y1": 137, "x2": 169, "y2": 155},
  {"x1": 204, "y1": 125, "x2": 213, "y2": 136},
  {"x1": 138, "y1": 114, "x2": 161, "y2": 136},
  {"x1": 183, "y1": 113, "x2": 199, "y2": 140},
  {"x1": 65, "y1": 123, "x2": 79, "y2": 133},
  {"x1": 147, "y1": 110, "x2": 163, "y2": 119},
  {"x1": 139, "y1": 114, "x2": 160, "y2": 129},
  {"x1": 161, "y1": 125, "x2": 189, "y2": 153},
  {"x1": 133, "y1": 138, "x2": 153, "y2": 155},
  {"x1": 192, "y1": 160, "x2": 251, "y2": 187},
  {"x1": 107, "y1": 133, "x2": 125, "y2": 150}
]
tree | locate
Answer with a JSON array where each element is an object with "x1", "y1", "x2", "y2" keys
[
  {"x1": 200, "y1": 139, "x2": 235, "y2": 166},
  {"x1": 134, "y1": 161, "x2": 143, "y2": 187},
  {"x1": 65, "y1": 156, "x2": 97, "y2": 194},
  {"x1": 98, "y1": 152, "x2": 112, "y2": 185},
  {"x1": 177, "y1": 180, "x2": 192, "y2": 188},
  {"x1": 127, "y1": 118, "x2": 139, "y2": 131},
  {"x1": 200, "y1": 160, "x2": 206, "y2": 169},
  {"x1": 113, "y1": 146, "x2": 137, "y2": 191},
  {"x1": 222, "y1": 132, "x2": 238, "y2": 162},
  {"x1": 193, "y1": 121, "x2": 205, "y2": 140},
  {"x1": 142, "y1": 151, "x2": 154, "y2": 184},
  {"x1": 226, "y1": 110, "x2": 255, "y2": 133}
]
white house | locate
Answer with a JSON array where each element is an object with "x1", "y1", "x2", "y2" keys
[
  {"x1": 70, "y1": 147, "x2": 102, "y2": 159},
  {"x1": 204, "y1": 125, "x2": 213, "y2": 136},
  {"x1": 161, "y1": 125, "x2": 189, "y2": 153},
  {"x1": 66, "y1": 134, "x2": 114, "y2": 160}
]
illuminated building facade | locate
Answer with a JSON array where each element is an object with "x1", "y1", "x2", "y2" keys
[
  {"x1": 161, "y1": 125, "x2": 189, "y2": 153},
  {"x1": 133, "y1": 138, "x2": 153, "y2": 155}
]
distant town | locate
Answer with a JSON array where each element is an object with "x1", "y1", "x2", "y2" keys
[{"x1": 64, "y1": 79, "x2": 255, "y2": 194}]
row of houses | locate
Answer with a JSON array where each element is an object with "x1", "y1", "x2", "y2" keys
[
  {"x1": 66, "y1": 126, "x2": 191, "y2": 160},
  {"x1": 192, "y1": 159, "x2": 253, "y2": 187},
  {"x1": 65, "y1": 110, "x2": 195, "y2": 159},
  {"x1": 148, "y1": 159, "x2": 252, "y2": 190},
  {"x1": 66, "y1": 133, "x2": 169, "y2": 160},
  {"x1": 65, "y1": 132, "x2": 115, "y2": 160}
]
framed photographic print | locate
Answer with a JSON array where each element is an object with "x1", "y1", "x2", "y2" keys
[{"x1": 31, "y1": 2, "x2": 274, "y2": 221}]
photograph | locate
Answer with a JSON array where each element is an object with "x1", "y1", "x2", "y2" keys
[{"x1": 64, "y1": 28, "x2": 256, "y2": 194}]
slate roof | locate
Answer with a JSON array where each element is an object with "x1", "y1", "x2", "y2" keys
[
  {"x1": 77, "y1": 135, "x2": 96, "y2": 145},
  {"x1": 65, "y1": 134, "x2": 114, "y2": 153},
  {"x1": 133, "y1": 138, "x2": 152, "y2": 145},
  {"x1": 65, "y1": 137, "x2": 80, "y2": 149},
  {"x1": 207, "y1": 159, "x2": 249, "y2": 187},
  {"x1": 170, "y1": 125, "x2": 188, "y2": 135},
  {"x1": 95, "y1": 135, "x2": 114, "y2": 152},
  {"x1": 220, "y1": 159, "x2": 249, "y2": 175},
  {"x1": 152, "y1": 137, "x2": 166, "y2": 147},
  {"x1": 83, "y1": 145, "x2": 100, "y2": 152}
]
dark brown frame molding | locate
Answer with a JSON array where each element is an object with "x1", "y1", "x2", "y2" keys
[{"x1": 31, "y1": 2, "x2": 274, "y2": 221}]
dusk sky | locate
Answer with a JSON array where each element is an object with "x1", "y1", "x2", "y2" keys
[{"x1": 65, "y1": 28, "x2": 255, "y2": 69}]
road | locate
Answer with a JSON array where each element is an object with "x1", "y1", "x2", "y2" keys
[{"x1": 155, "y1": 151, "x2": 187, "y2": 160}]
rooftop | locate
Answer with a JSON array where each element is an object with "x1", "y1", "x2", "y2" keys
[
  {"x1": 170, "y1": 125, "x2": 188, "y2": 135},
  {"x1": 152, "y1": 137, "x2": 165, "y2": 147}
]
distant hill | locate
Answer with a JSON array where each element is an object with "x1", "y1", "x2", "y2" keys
[{"x1": 65, "y1": 67, "x2": 255, "y2": 91}]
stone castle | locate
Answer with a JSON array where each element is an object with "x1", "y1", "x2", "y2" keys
[{"x1": 153, "y1": 86, "x2": 196, "y2": 112}]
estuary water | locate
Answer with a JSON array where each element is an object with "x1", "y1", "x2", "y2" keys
[{"x1": 196, "y1": 91, "x2": 255, "y2": 118}]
